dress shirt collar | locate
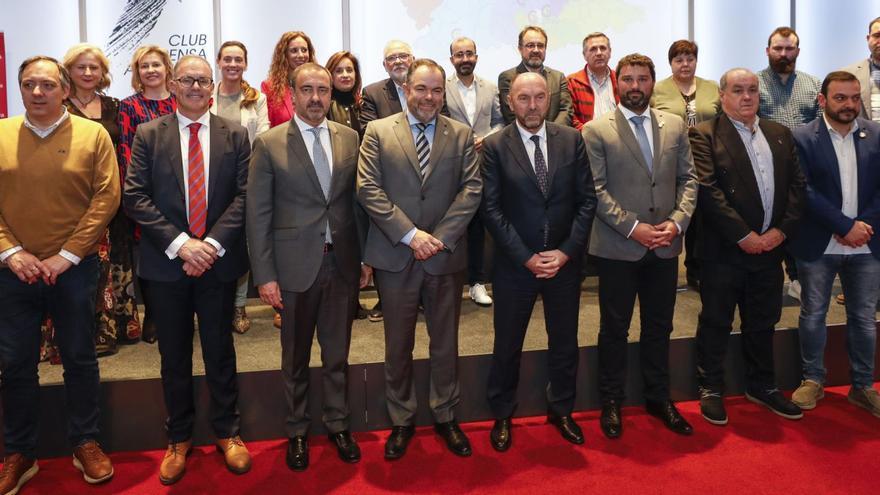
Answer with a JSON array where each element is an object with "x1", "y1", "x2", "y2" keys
[
  {"x1": 294, "y1": 113, "x2": 329, "y2": 133},
  {"x1": 24, "y1": 106, "x2": 69, "y2": 138},
  {"x1": 515, "y1": 120, "x2": 547, "y2": 141},
  {"x1": 587, "y1": 65, "x2": 610, "y2": 85},
  {"x1": 618, "y1": 103, "x2": 652, "y2": 123},
  {"x1": 455, "y1": 74, "x2": 476, "y2": 89},
  {"x1": 176, "y1": 110, "x2": 211, "y2": 130},
  {"x1": 870, "y1": 58, "x2": 880, "y2": 72},
  {"x1": 406, "y1": 111, "x2": 436, "y2": 129},
  {"x1": 823, "y1": 114, "x2": 859, "y2": 139},
  {"x1": 728, "y1": 114, "x2": 761, "y2": 134}
]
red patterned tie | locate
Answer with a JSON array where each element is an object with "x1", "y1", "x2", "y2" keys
[{"x1": 187, "y1": 123, "x2": 207, "y2": 238}]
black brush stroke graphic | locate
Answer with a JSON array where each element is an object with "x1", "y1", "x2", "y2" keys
[{"x1": 105, "y1": 0, "x2": 169, "y2": 56}]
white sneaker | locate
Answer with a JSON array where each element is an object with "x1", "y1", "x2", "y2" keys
[
  {"x1": 787, "y1": 280, "x2": 802, "y2": 301},
  {"x1": 469, "y1": 283, "x2": 493, "y2": 307}
]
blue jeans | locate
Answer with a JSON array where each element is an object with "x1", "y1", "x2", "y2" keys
[
  {"x1": 797, "y1": 254, "x2": 880, "y2": 389},
  {"x1": 0, "y1": 255, "x2": 101, "y2": 458}
]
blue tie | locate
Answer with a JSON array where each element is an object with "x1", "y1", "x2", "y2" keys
[{"x1": 630, "y1": 115, "x2": 653, "y2": 174}]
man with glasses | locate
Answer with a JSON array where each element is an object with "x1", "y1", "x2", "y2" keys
[
  {"x1": 445, "y1": 36, "x2": 504, "y2": 308},
  {"x1": 843, "y1": 16, "x2": 880, "y2": 123},
  {"x1": 498, "y1": 25, "x2": 572, "y2": 126},
  {"x1": 124, "y1": 55, "x2": 252, "y2": 484},
  {"x1": 361, "y1": 40, "x2": 415, "y2": 125}
]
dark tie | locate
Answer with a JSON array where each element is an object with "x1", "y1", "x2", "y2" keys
[
  {"x1": 415, "y1": 122, "x2": 430, "y2": 177},
  {"x1": 530, "y1": 135, "x2": 550, "y2": 247},
  {"x1": 187, "y1": 123, "x2": 206, "y2": 238},
  {"x1": 629, "y1": 115, "x2": 653, "y2": 173}
]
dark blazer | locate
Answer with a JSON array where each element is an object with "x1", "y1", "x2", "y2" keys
[
  {"x1": 498, "y1": 62, "x2": 573, "y2": 127},
  {"x1": 480, "y1": 122, "x2": 596, "y2": 274},
  {"x1": 790, "y1": 117, "x2": 880, "y2": 261},
  {"x1": 689, "y1": 114, "x2": 805, "y2": 266},
  {"x1": 360, "y1": 78, "x2": 449, "y2": 126},
  {"x1": 247, "y1": 119, "x2": 364, "y2": 292},
  {"x1": 356, "y1": 113, "x2": 482, "y2": 275},
  {"x1": 124, "y1": 113, "x2": 250, "y2": 282}
]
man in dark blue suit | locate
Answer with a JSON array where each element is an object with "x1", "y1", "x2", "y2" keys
[{"x1": 789, "y1": 71, "x2": 880, "y2": 417}]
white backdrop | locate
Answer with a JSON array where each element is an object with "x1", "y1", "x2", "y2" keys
[{"x1": 1, "y1": 0, "x2": 879, "y2": 117}]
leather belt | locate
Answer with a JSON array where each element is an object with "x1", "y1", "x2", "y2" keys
[{"x1": 323, "y1": 243, "x2": 334, "y2": 254}]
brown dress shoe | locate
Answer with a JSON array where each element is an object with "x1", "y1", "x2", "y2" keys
[
  {"x1": 232, "y1": 306, "x2": 251, "y2": 334},
  {"x1": 159, "y1": 440, "x2": 192, "y2": 485},
  {"x1": 273, "y1": 312, "x2": 282, "y2": 329},
  {"x1": 0, "y1": 453, "x2": 38, "y2": 495},
  {"x1": 72, "y1": 441, "x2": 113, "y2": 484},
  {"x1": 216, "y1": 436, "x2": 252, "y2": 474}
]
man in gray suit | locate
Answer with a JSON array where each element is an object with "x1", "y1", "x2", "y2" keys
[
  {"x1": 361, "y1": 40, "x2": 414, "y2": 127},
  {"x1": 842, "y1": 16, "x2": 880, "y2": 122},
  {"x1": 357, "y1": 58, "x2": 482, "y2": 460},
  {"x1": 583, "y1": 53, "x2": 698, "y2": 439},
  {"x1": 247, "y1": 63, "x2": 371, "y2": 471},
  {"x1": 498, "y1": 26, "x2": 572, "y2": 127},
  {"x1": 445, "y1": 36, "x2": 505, "y2": 308}
]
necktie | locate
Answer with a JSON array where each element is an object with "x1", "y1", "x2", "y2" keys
[
  {"x1": 306, "y1": 126, "x2": 332, "y2": 243},
  {"x1": 415, "y1": 122, "x2": 431, "y2": 177},
  {"x1": 187, "y1": 123, "x2": 206, "y2": 238},
  {"x1": 630, "y1": 115, "x2": 653, "y2": 173},
  {"x1": 530, "y1": 135, "x2": 550, "y2": 247}
]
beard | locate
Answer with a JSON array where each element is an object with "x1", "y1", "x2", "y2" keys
[
  {"x1": 524, "y1": 56, "x2": 544, "y2": 70},
  {"x1": 826, "y1": 106, "x2": 858, "y2": 125},
  {"x1": 621, "y1": 90, "x2": 649, "y2": 112},
  {"x1": 770, "y1": 57, "x2": 795, "y2": 74},
  {"x1": 455, "y1": 62, "x2": 474, "y2": 77}
]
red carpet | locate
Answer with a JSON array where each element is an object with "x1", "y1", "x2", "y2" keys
[{"x1": 19, "y1": 385, "x2": 879, "y2": 494}]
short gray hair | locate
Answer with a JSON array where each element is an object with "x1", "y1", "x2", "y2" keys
[{"x1": 719, "y1": 67, "x2": 756, "y2": 90}]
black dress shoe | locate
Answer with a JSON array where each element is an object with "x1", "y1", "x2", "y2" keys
[
  {"x1": 746, "y1": 387, "x2": 803, "y2": 420},
  {"x1": 490, "y1": 418, "x2": 511, "y2": 452},
  {"x1": 434, "y1": 421, "x2": 472, "y2": 457},
  {"x1": 600, "y1": 401, "x2": 622, "y2": 439},
  {"x1": 645, "y1": 400, "x2": 693, "y2": 435},
  {"x1": 328, "y1": 430, "x2": 360, "y2": 463},
  {"x1": 286, "y1": 436, "x2": 308, "y2": 471},
  {"x1": 368, "y1": 301, "x2": 383, "y2": 322},
  {"x1": 384, "y1": 425, "x2": 415, "y2": 460},
  {"x1": 547, "y1": 414, "x2": 584, "y2": 445}
]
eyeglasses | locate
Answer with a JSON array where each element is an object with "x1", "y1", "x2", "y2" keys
[
  {"x1": 384, "y1": 53, "x2": 411, "y2": 64},
  {"x1": 522, "y1": 42, "x2": 546, "y2": 51},
  {"x1": 452, "y1": 51, "x2": 476, "y2": 60},
  {"x1": 176, "y1": 76, "x2": 213, "y2": 88}
]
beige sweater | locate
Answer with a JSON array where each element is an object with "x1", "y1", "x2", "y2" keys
[{"x1": 0, "y1": 114, "x2": 120, "y2": 261}]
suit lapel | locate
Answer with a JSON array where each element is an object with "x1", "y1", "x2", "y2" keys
[
  {"x1": 423, "y1": 117, "x2": 450, "y2": 183},
  {"x1": 385, "y1": 78, "x2": 403, "y2": 114},
  {"x1": 327, "y1": 122, "x2": 346, "y2": 201},
  {"x1": 610, "y1": 109, "x2": 652, "y2": 178},
  {"x1": 718, "y1": 115, "x2": 764, "y2": 209},
  {"x1": 545, "y1": 124, "x2": 559, "y2": 187},
  {"x1": 503, "y1": 124, "x2": 541, "y2": 192},
  {"x1": 446, "y1": 76, "x2": 468, "y2": 125},
  {"x1": 854, "y1": 119, "x2": 872, "y2": 210},
  {"x1": 161, "y1": 114, "x2": 186, "y2": 201},
  {"x1": 392, "y1": 115, "x2": 423, "y2": 179},
  {"x1": 650, "y1": 109, "x2": 665, "y2": 177},
  {"x1": 207, "y1": 115, "x2": 227, "y2": 207},
  {"x1": 815, "y1": 121, "x2": 842, "y2": 196},
  {"x1": 287, "y1": 122, "x2": 326, "y2": 199}
]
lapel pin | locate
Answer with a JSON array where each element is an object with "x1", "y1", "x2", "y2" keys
[
  {"x1": 658, "y1": 120, "x2": 664, "y2": 128},
  {"x1": 859, "y1": 131, "x2": 867, "y2": 138}
]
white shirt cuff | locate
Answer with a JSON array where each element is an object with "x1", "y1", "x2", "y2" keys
[
  {"x1": 626, "y1": 220, "x2": 639, "y2": 239},
  {"x1": 166, "y1": 232, "x2": 190, "y2": 259},
  {"x1": 0, "y1": 246, "x2": 23, "y2": 263},
  {"x1": 59, "y1": 250, "x2": 82, "y2": 265},
  {"x1": 674, "y1": 221, "x2": 683, "y2": 236},
  {"x1": 401, "y1": 227, "x2": 417, "y2": 246},
  {"x1": 205, "y1": 237, "x2": 226, "y2": 257}
]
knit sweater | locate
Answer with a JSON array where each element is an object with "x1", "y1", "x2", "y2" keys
[{"x1": 0, "y1": 114, "x2": 120, "y2": 261}]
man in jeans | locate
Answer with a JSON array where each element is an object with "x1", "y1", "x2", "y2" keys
[{"x1": 790, "y1": 71, "x2": 880, "y2": 417}]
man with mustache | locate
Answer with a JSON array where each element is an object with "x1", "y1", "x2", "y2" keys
[
  {"x1": 583, "y1": 53, "x2": 698, "y2": 439},
  {"x1": 757, "y1": 26, "x2": 821, "y2": 302},
  {"x1": 788, "y1": 71, "x2": 880, "y2": 417},
  {"x1": 567, "y1": 32, "x2": 619, "y2": 130},
  {"x1": 689, "y1": 68, "x2": 805, "y2": 426},
  {"x1": 841, "y1": 16, "x2": 880, "y2": 122},
  {"x1": 445, "y1": 36, "x2": 504, "y2": 308},
  {"x1": 361, "y1": 40, "x2": 414, "y2": 127},
  {"x1": 498, "y1": 26, "x2": 572, "y2": 126}
]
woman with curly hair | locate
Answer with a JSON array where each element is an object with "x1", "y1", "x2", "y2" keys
[{"x1": 261, "y1": 31, "x2": 316, "y2": 128}]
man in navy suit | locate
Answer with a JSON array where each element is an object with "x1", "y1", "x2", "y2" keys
[{"x1": 789, "y1": 71, "x2": 880, "y2": 417}]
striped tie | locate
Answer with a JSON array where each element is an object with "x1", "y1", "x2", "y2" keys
[
  {"x1": 415, "y1": 122, "x2": 430, "y2": 177},
  {"x1": 187, "y1": 123, "x2": 207, "y2": 238}
]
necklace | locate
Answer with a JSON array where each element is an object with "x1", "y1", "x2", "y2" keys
[{"x1": 73, "y1": 92, "x2": 98, "y2": 107}]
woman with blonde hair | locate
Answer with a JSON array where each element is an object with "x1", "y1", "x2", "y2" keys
[
  {"x1": 212, "y1": 40, "x2": 270, "y2": 333},
  {"x1": 261, "y1": 31, "x2": 316, "y2": 127},
  {"x1": 118, "y1": 45, "x2": 177, "y2": 343}
]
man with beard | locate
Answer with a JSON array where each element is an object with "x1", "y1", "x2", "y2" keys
[
  {"x1": 498, "y1": 26, "x2": 572, "y2": 126},
  {"x1": 247, "y1": 63, "x2": 371, "y2": 470},
  {"x1": 757, "y1": 26, "x2": 820, "y2": 302},
  {"x1": 357, "y1": 59, "x2": 481, "y2": 460},
  {"x1": 482, "y1": 72, "x2": 596, "y2": 451},
  {"x1": 583, "y1": 54, "x2": 698, "y2": 439},
  {"x1": 842, "y1": 16, "x2": 880, "y2": 122},
  {"x1": 445, "y1": 36, "x2": 504, "y2": 307},
  {"x1": 567, "y1": 32, "x2": 620, "y2": 130},
  {"x1": 689, "y1": 68, "x2": 805, "y2": 426},
  {"x1": 361, "y1": 40, "x2": 414, "y2": 126},
  {"x1": 788, "y1": 71, "x2": 880, "y2": 417}
]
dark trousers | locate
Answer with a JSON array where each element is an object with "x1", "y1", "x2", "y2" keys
[
  {"x1": 487, "y1": 261, "x2": 581, "y2": 418},
  {"x1": 0, "y1": 255, "x2": 100, "y2": 457},
  {"x1": 696, "y1": 261, "x2": 783, "y2": 392},
  {"x1": 466, "y1": 215, "x2": 491, "y2": 285},
  {"x1": 684, "y1": 211, "x2": 700, "y2": 285},
  {"x1": 280, "y1": 252, "x2": 356, "y2": 437},
  {"x1": 147, "y1": 270, "x2": 240, "y2": 442},
  {"x1": 596, "y1": 253, "x2": 678, "y2": 403}
]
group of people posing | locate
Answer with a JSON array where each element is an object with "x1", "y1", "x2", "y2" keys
[{"x1": 2, "y1": 17, "x2": 880, "y2": 494}]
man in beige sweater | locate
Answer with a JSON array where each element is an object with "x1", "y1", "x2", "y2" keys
[{"x1": 0, "y1": 56, "x2": 119, "y2": 492}]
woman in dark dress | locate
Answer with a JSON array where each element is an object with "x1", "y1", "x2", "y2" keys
[
  {"x1": 325, "y1": 51, "x2": 364, "y2": 137},
  {"x1": 118, "y1": 45, "x2": 177, "y2": 343}
]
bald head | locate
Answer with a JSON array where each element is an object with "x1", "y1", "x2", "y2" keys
[
  {"x1": 719, "y1": 68, "x2": 760, "y2": 126},
  {"x1": 508, "y1": 72, "x2": 549, "y2": 132},
  {"x1": 173, "y1": 55, "x2": 211, "y2": 77}
]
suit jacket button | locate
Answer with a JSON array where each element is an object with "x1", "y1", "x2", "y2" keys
[
  {"x1": 421, "y1": 195, "x2": 426, "y2": 200},
  {"x1": 652, "y1": 182, "x2": 656, "y2": 187},
  {"x1": 649, "y1": 207, "x2": 655, "y2": 212}
]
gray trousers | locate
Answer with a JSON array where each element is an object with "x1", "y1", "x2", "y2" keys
[
  {"x1": 280, "y1": 252, "x2": 356, "y2": 437},
  {"x1": 375, "y1": 260, "x2": 464, "y2": 426}
]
